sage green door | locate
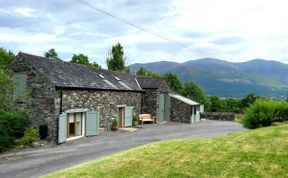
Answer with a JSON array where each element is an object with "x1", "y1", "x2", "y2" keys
[
  {"x1": 124, "y1": 106, "x2": 133, "y2": 127},
  {"x1": 158, "y1": 94, "x2": 165, "y2": 123},
  {"x1": 164, "y1": 94, "x2": 170, "y2": 121},
  {"x1": 58, "y1": 113, "x2": 67, "y2": 144},
  {"x1": 85, "y1": 111, "x2": 100, "y2": 136}
]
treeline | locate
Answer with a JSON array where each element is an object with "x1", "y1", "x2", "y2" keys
[{"x1": 136, "y1": 67, "x2": 262, "y2": 113}]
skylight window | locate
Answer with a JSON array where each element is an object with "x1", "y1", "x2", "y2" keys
[
  {"x1": 98, "y1": 74, "x2": 105, "y2": 79},
  {"x1": 114, "y1": 76, "x2": 121, "y2": 81}
]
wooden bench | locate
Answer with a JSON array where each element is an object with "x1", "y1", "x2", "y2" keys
[{"x1": 139, "y1": 114, "x2": 154, "y2": 124}]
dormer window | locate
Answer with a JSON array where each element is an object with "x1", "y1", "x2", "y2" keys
[
  {"x1": 98, "y1": 74, "x2": 105, "y2": 79},
  {"x1": 114, "y1": 76, "x2": 121, "y2": 81}
]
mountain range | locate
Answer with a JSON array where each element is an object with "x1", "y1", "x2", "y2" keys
[{"x1": 130, "y1": 58, "x2": 288, "y2": 98}]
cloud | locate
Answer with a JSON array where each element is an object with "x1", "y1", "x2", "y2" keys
[
  {"x1": 0, "y1": 0, "x2": 288, "y2": 66},
  {"x1": 14, "y1": 8, "x2": 35, "y2": 17}
]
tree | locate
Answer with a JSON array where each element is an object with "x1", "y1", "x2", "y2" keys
[
  {"x1": 70, "y1": 53, "x2": 90, "y2": 66},
  {"x1": 182, "y1": 81, "x2": 209, "y2": 106},
  {"x1": 0, "y1": 48, "x2": 15, "y2": 69},
  {"x1": 240, "y1": 93, "x2": 258, "y2": 109},
  {"x1": 70, "y1": 53, "x2": 101, "y2": 69},
  {"x1": 91, "y1": 62, "x2": 101, "y2": 69},
  {"x1": 44, "y1": 48, "x2": 60, "y2": 60},
  {"x1": 164, "y1": 73, "x2": 183, "y2": 93},
  {"x1": 210, "y1": 96, "x2": 224, "y2": 112},
  {"x1": 106, "y1": 43, "x2": 126, "y2": 72},
  {"x1": 0, "y1": 69, "x2": 14, "y2": 112},
  {"x1": 136, "y1": 67, "x2": 161, "y2": 77}
]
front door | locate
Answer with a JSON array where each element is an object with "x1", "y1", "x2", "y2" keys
[
  {"x1": 119, "y1": 107, "x2": 124, "y2": 128},
  {"x1": 67, "y1": 112, "x2": 83, "y2": 138}
]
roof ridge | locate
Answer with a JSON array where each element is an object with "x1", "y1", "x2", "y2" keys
[{"x1": 18, "y1": 52, "x2": 137, "y2": 77}]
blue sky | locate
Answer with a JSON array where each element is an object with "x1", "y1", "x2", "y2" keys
[{"x1": 0, "y1": 0, "x2": 288, "y2": 67}]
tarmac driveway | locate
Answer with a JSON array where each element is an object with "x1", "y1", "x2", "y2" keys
[{"x1": 0, "y1": 120, "x2": 246, "y2": 178}]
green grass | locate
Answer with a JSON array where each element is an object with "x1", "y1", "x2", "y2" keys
[{"x1": 44, "y1": 125, "x2": 288, "y2": 178}]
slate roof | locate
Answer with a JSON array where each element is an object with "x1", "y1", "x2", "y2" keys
[
  {"x1": 136, "y1": 76, "x2": 166, "y2": 89},
  {"x1": 18, "y1": 52, "x2": 144, "y2": 92}
]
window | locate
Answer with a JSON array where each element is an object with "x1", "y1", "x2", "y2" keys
[
  {"x1": 114, "y1": 76, "x2": 121, "y2": 81},
  {"x1": 14, "y1": 73, "x2": 27, "y2": 102},
  {"x1": 98, "y1": 74, "x2": 105, "y2": 79}
]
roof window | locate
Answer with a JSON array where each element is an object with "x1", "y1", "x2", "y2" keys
[
  {"x1": 98, "y1": 74, "x2": 105, "y2": 79},
  {"x1": 114, "y1": 76, "x2": 121, "y2": 81}
]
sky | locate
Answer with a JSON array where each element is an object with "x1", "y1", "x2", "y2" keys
[{"x1": 0, "y1": 0, "x2": 288, "y2": 67}]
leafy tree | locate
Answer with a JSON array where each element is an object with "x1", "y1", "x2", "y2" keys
[
  {"x1": 240, "y1": 93, "x2": 258, "y2": 109},
  {"x1": 136, "y1": 67, "x2": 161, "y2": 77},
  {"x1": 0, "y1": 48, "x2": 15, "y2": 69},
  {"x1": 182, "y1": 81, "x2": 208, "y2": 106},
  {"x1": 91, "y1": 62, "x2": 101, "y2": 69},
  {"x1": 210, "y1": 96, "x2": 224, "y2": 112},
  {"x1": 224, "y1": 98, "x2": 241, "y2": 113},
  {"x1": 164, "y1": 73, "x2": 183, "y2": 93},
  {"x1": 0, "y1": 69, "x2": 15, "y2": 112},
  {"x1": 106, "y1": 43, "x2": 126, "y2": 72},
  {"x1": 44, "y1": 48, "x2": 60, "y2": 60},
  {"x1": 70, "y1": 53, "x2": 101, "y2": 69},
  {"x1": 71, "y1": 53, "x2": 90, "y2": 65}
]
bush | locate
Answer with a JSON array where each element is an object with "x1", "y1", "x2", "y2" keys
[
  {"x1": 0, "y1": 135, "x2": 14, "y2": 152},
  {"x1": 242, "y1": 99, "x2": 288, "y2": 129},
  {"x1": 21, "y1": 128, "x2": 39, "y2": 145},
  {"x1": 112, "y1": 119, "x2": 118, "y2": 127},
  {"x1": 0, "y1": 112, "x2": 28, "y2": 137},
  {"x1": 0, "y1": 112, "x2": 28, "y2": 152},
  {"x1": 133, "y1": 115, "x2": 139, "y2": 122}
]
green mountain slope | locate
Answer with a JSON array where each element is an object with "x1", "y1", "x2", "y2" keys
[{"x1": 130, "y1": 58, "x2": 288, "y2": 98}]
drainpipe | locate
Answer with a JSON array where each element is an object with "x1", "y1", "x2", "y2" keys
[{"x1": 59, "y1": 88, "x2": 63, "y2": 114}]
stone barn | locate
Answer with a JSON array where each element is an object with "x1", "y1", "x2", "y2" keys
[{"x1": 9, "y1": 53, "x2": 204, "y2": 144}]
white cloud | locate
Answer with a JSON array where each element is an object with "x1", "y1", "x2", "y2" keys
[
  {"x1": 1, "y1": 0, "x2": 288, "y2": 66},
  {"x1": 14, "y1": 7, "x2": 35, "y2": 17}
]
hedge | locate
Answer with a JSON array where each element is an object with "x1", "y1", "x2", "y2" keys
[{"x1": 242, "y1": 99, "x2": 288, "y2": 129}]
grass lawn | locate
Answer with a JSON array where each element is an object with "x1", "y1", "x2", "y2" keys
[{"x1": 44, "y1": 125, "x2": 288, "y2": 178}]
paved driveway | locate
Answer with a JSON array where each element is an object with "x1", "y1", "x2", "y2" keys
[{"x1": 0, "y1": 120, "x2": 245, "y2": 178}]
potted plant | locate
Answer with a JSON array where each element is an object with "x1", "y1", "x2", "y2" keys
[
  {"x1": 111, "y1": 119, "x2": 118, "y2": 131},
  {"x1": 133, "y1": 115, "x2": 139, "y2": 126}
]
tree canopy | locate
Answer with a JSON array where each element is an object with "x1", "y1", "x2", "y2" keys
[
  {"x1": 70, "y1": 53, "x2": 101, "y2": 69},
  {"x1": 182, "y1": 81, "x2": 209, "y2": 106},
  {"x1": 136, "y1": 67, "x2": 161, "y2": 77},
  {"x1": 44, "y1": 48, "x2": 60, "y2": 60},
  {"x1": 106, "y1": 43, "x2": 129, "y2": 72},
  {"x1": 0, "y1": 48, "x2": 15, "y2": 69},
  {"x1": 164, "y1": 73, "x2": 183, "y2": 93},
  {"x1": 0, "y1": 69, "x2": 14, "y2": 112}
]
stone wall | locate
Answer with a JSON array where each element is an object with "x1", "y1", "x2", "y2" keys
[
  {"x1": 141, "y1": 80, "x2": 170, "y2": 118},
  {"x1": 201, "y1": 112, "x2": 235, "y2": 121},
  {"x1": 170, "y1": 97, "x2": 192, "y2": 123},
  {"x1": 9, "y1": 57, "x2": 58, "y2": 142},
  {"x1": 55, "y1": 90, "x2": 142, "y2": 130},
  {"x1": 141, "y1": 89, "x2": 158, "y2": 117}
]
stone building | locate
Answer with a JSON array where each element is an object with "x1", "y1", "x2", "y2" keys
[{"x1": 9, "y1": 52, "x2": 203, "y2": 144}]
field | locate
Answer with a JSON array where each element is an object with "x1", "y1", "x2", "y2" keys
[{"x1": 44, "y1": 125, "x2": 288, "y2": 178}]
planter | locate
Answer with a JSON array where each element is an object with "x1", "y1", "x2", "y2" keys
[
  {"x1": 111, "y1": 125, "x2": 118, "y2": 131},
  {"x1": 133, "y1": 121, "x2": 138, "y2": 126}
]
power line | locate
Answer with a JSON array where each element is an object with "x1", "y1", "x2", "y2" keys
[{"x1": 73, "y1": 0, "x2": 189, "y2": 49}]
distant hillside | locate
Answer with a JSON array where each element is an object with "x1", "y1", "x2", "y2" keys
[{"x1": 130, "y1": 58, "x2": 288, "y2": 98}]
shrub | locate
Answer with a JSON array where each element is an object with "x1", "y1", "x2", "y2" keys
[
  {"x1": 112, "y1": 119, "x2": 118, "y2": 127},
  {"x1": 21, "y1": 128, "x2": 39, "y2": 145},
  {"x1": 133, "y1": 115, "x2": 139, "y2": 122},
  {"x1": 0, "y1": 112, "x2": 28, "y2": 137},
  {"x1": 0, "y1": 135, "x2": 14, "y2": 152},
  {"x1": 0, "y1": 112, "x2": 28, "y2": 152},
  {"x1": 242, "y1": 99, "x2": 288, "y2": 129}
]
